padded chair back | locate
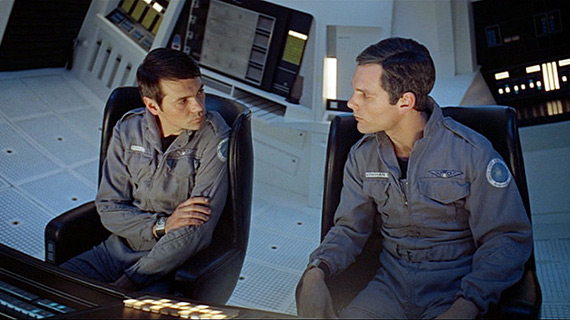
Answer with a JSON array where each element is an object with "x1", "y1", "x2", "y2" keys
[
  {"x1": 322, "y1": 105, "x2": 540, "y2": 317},
  {"x1": 98, "y1": 87, "x2": 146, "y2": 183}
]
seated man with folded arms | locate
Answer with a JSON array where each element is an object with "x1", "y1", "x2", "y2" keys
[
  {"x1": 61, "y1": 48, "x2": 230, "y2": 293},
  {"x1": 296, "y1": 37, "x2": 532, "y2": 319}
]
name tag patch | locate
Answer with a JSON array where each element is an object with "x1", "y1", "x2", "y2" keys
[
  {"x1": 365, "y1": 172, "x2": 389, "y2": 179},
  {"x1": 130, "y1": 145, "x2": 145, "y2": 153}
]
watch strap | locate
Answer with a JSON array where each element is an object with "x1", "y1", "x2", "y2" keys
[{"x1": 308, "y1": 258, "x2": 331, "y2": 278}]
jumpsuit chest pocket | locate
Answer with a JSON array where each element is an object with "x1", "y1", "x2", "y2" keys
[
  {"x1": 417, "y1": 179, "x2": 470, "y2": 223},
  {"x1": 362, "y1": 179, "x2": 390, "y2": 209},
  {"x1": 165, "y1": 149, "x2": 198, "y2": 182},
  {"x1": 125, "y1": 150, "x2": 153, "y2": 181}
]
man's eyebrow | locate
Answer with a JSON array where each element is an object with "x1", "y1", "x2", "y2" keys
[{"x1": 176, "y1": 84, "x2": 205, "y2": 101}]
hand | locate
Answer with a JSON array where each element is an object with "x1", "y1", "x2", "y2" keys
[
  {"x1": 435, "y1": 297, "x2": 479, "y2": 319},
  {"x1": 297, "y1": 268, "x2": 337, "y2": 318},
  {"x1": 165, "y1": 197, "x2": 211, "y2": 233}
]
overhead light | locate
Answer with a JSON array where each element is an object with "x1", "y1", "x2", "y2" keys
[
  {"x1": 324, "y1": 57, "x2": 337, "y2": 100},
  {"x1": 494, "y1": 71, "x2": 509, "y2": 80},
  {"x1": 526, "y1": 65, "x2": 541, "y2": 73},
  {"x1": 288, "y1": 30, "x2": 308, "y2": 41},
  {"x1": 559, "y1": 58, "x2": 570, "y2": 67},
  {"x1": 542, "y1": 61, "x2": 560, "y2": 92},
  {"x1": 153, "y1": 2, "x2": 164, "y2": 12}
]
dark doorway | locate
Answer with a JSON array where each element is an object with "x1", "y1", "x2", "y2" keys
[{"x1": 0, "y1": 0, "x2": 91, "y2": 71}]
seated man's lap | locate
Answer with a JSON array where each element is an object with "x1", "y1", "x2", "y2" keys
[
  {"x1": 60, "y1": 234, "x2": 147, "y2": 283},
  {"x1": 339, "y1": 252, "x2": 468, "y2": 319}
]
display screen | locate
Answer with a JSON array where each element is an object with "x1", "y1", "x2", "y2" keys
[
  {"x1": 282, "y1": 31, "x2": 308, "y2": 66},
  {"x1": 200, "y1": 0, "x2": 275, "y2": 85}
]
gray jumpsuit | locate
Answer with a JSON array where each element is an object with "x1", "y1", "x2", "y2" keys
[
  {"x1": 310, "y1": 101, "x2": 532, "y2": 318},
  {"x1": 62, "y1": 107, "x2": 230, "y2": 291}
]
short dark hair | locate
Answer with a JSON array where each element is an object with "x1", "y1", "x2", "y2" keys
[
  {"x1": 136, "y1": 48, "x2": 201, "y2": 105},
  {"x1": 356, "y1": 37, "x2": 435, "y2": 111}
]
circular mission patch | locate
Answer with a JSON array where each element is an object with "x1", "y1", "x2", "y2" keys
[
  {"x1": 217, "y1": 138, "x2": 229, "y2": 162},
  {"x1": 486, "y1": 158, "x2": 511, "y2": 188}
]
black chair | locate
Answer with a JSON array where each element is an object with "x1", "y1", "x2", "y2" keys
[
  {"x1": 45, "y1": 86, "x2": 253, "y2": 304},
  {"x1": 320, "y1": 105, "x2": 541, "y2": 319}
]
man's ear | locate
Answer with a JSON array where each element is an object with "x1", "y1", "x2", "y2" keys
[
  {"x1": 398, "y1": 92, "x2": 416, "y2": 113},
  {"x1": 143, "y1": 96, "x2": 161, "y2": 116}
]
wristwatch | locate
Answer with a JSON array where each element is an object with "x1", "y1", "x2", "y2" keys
[
  {"x1": 154, "y1": 217, "x2": 167, "y2": 239},
  {"x1": 307, "y1": 258, "x2": 331, "y2": 278}
]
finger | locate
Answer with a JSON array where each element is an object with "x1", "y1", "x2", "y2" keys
[
  {"x1": 179, "y1": 196, "x2": 209, "y2": 206},
  {"x1": 177, "y1": 204, "x2": 212, "y2": 216},
  {"x1": 185, "y1": 218, "x2": 207, "y2": 226}
]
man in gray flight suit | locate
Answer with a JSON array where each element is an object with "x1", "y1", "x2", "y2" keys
[
  {"x1": 296, "y1": 37, "x2": 532, "y2": 318},
  {"x1": 61, "y1": 48, "x2": 230, "y2": 293}
]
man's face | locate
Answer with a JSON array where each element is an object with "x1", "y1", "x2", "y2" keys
[
  {"x1": 145, "y1": 77, "x2": 206, "y2": 137},
  {"x1": 347, "y1": 64, "x2": 402, "y2": 134}
]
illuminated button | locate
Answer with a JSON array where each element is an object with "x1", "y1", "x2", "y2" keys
[
  {"x1": 498, "y1": 88, "x2": 504, "y2": 94},
  {"x1": 521, "y1": 84, "x2": 526, "y2": 90},
  {"x1": 514, "y1": 85, "x2": 519, "y2": 92},
  {"x1": 537, "y1": 80, "x2": 542, "y2": 89},
  {"x1": 529, "y1": 81, "x2": 535, "y2": 88},
  {"x1": 123, "y1": 299, "x2": 138, "y2": 308},
  {"x1": 563, "y1": 75, "x2": 568, "y2": 82},
  {"x1": 505, "y1": 86, "x2": 511, "y2": 93}
]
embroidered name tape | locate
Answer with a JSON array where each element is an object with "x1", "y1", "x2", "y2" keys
[
  {"x1": 365, "y1": 172, "x2": 389, "y2": 178},
  {"x1": 130, "y1": 145, "x2": 145, "y2": 152}
]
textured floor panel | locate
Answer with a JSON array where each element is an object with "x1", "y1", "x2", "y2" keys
[
  {"x1": 253, "y1": 204, "x2": 321, "y2": 242},
  {"x1": 535, "y1": 238, "x2": 570, "y2": 262},
  {"x1": 536, "y1": 262, "x2": 570, "y2": 302},
  {"x1": 0, "y1": 176, "x2": 9, "y2": 189},
  {"x1": 14, "y1": 114, "x2": 98, "y2": 165},
  {"x1": 71, "y1": 160, "x2": 99, "y2": 189},
  {"x1": 0, "y1": 125, "x2": 61, "y2": 183},
  {"x1": 18, "y1": 171, "x2": 97, "y2": 215},
  {"x1": 541, "y1": 303, "x2": 570, "y2": 320},
  {"x1": 22, "y1": 75, "x2": 92, "y2": 113},
  {"x1": 0, "y1": 79, "x2": 52, "y2": 120},
  {"x1": 523, "y1": 147, "x2": 570, "y2": 215},
  {"x1": 0, "y1": 188, "x2": 54, "y2": 259},
  {"x1": 227, "y1": 259, "x2": 300, "y2": 314},
  {"x1": 60, "y1": 108, "x2": 104, "y2": 147},
  {"x1": 246, "y1": 226, "x2": 318, "y2": 272}
]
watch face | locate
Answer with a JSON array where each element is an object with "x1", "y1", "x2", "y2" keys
[{"x1": 155, "y1": 217, "x2": 166, "y2": 237}]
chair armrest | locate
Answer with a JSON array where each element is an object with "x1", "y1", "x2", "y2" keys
[
  {"x1": 497, "y1": 268, "x2": 542, "y2": 319},
  {"x1": 45, "y1": 201, "x2": 110, "y2": 265},
  {"x1": 174, "y1": 244, "x2": 245, "y2": 304}
]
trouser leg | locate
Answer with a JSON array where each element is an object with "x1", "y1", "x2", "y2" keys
[
  {"x1": 124, "y1": 225, "x2": 206, "y2": 289},
  {"x1": 339, "y1": 252, "x2": 407, "y2": 319},
  {"x1": 60, "y1": 235, "x2": 146, "y2": 283}
]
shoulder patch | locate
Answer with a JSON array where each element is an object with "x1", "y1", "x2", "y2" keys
[
  {"x1": 486, "y1": 158, "x2": 511, "y2": 188},
  {"x1": 217, "y1": 138, "x2": 229, "y2": 162}
]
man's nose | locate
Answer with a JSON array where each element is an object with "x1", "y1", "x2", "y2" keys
[
  {"x1": 347, "y1": 95, "x2": 357, "y2": 111},
  {"x1": 190, "y1": 99, "x2": 205, "y2": 113}
]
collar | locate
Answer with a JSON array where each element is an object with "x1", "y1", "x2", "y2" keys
[
  {"x1": 143, "y1": 108, "x2": 193, "y2": 153},
  {"x1": 374, "y1": 96, "x2": 442, "y2": 147}
]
